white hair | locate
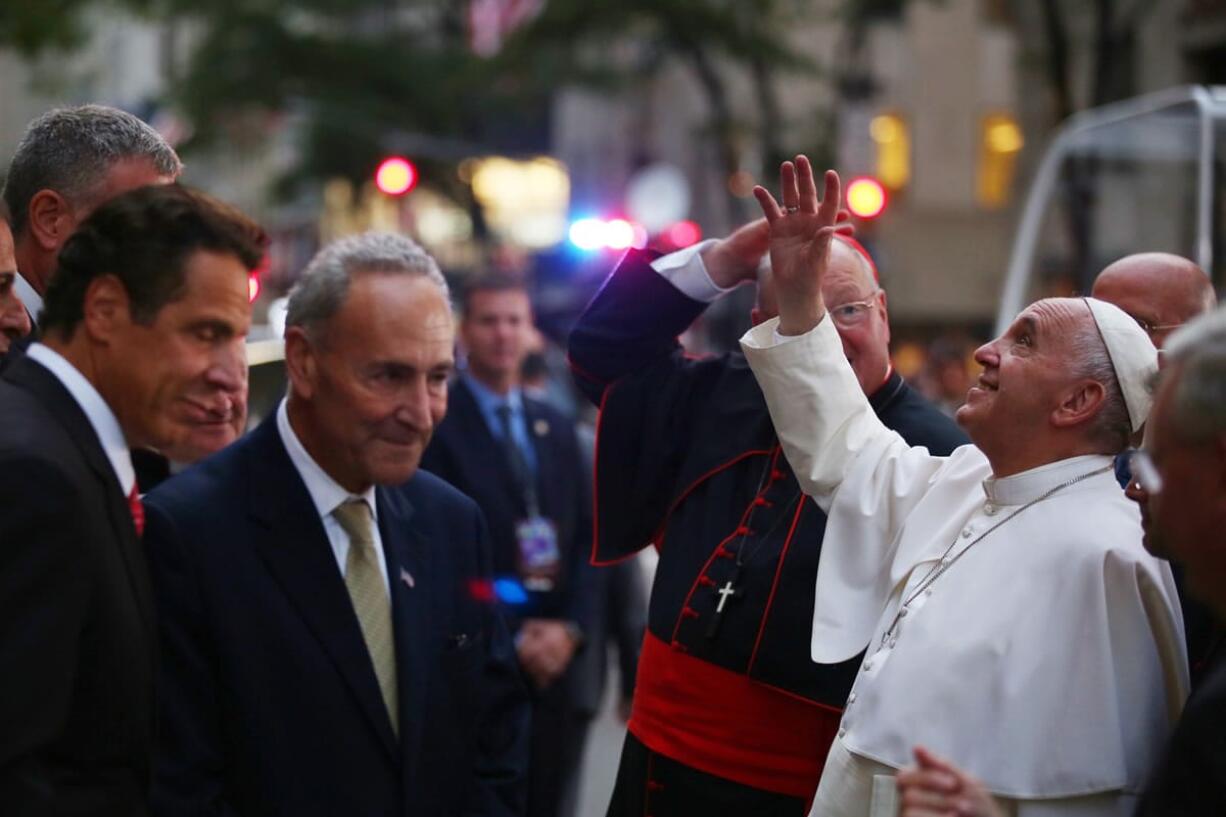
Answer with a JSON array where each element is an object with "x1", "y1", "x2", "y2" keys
[{"x1": 3, "y1": 104, "x2": 181, "y2": 235}]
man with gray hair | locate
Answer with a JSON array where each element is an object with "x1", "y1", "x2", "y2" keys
[
  {"x1": 143, "y1": 231, "x2": 530, "y2": 817},
  {"x1": 3, "y1": 104, "x2": 181, "y2": 328},
  {"x1": 738, "y1": 157, "x2": 1188, "y2": 816}
]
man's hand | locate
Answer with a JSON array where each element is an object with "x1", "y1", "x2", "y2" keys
[
  {"x1": 515, "y1": 619, "x2": 579, "y2": 689},
  {"x1": 700, "y1": 210, "x2": 857, "y2": 292},
  {"x1": 896, "y1": 746, "x2": 1005, "y2": 817},
  {"x1": 700, "y1": 219, "x2": 771, "y2": 289},
  {"x1": 752, "y1": 156, "x2": 842, "y2": 336}
]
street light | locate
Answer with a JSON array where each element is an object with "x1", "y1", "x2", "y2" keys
[
  {"x1": 846, "y1": 176, "x2": 887, "y2": 219},
  {"x1": 375, "y1": 156, "x2": 418, "y2": 196}
]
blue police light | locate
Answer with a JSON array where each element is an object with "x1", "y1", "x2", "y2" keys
[
  {"x1": 568, "y1": 218, "x2": 606, "y2": 251},
  {"x1": 493, "y1": 577, "x2": 530, "y2": 605}
]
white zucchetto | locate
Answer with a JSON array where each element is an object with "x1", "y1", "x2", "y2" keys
[{"x1": 1084, "y1": 297, "x2": 1159, "y2": 432}]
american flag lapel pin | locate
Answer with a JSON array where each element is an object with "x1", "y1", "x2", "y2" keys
[{"x1": 400, "y1": 566, "x2": 416, "y2": 589}]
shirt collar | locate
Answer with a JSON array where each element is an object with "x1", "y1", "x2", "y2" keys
[
  {"x1": 26, "y1": 342, "x2": 134, "y2": 495},
  {"x1": 462, "y1": 370, "x2": 523, "y2": 415},
  {"x1": 982, "y1": 454, "x2": 1115, "y2": 507},
  {"x1": 13, "y1": 273, "x2": 42, "y2": 328},
  {"x1": 276, "y1": 399, "x2": 378, "y2": 522}
]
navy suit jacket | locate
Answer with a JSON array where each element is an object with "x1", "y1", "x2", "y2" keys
[
  {"x1": 421, "y1": 379, "x2": 597, "y2": 644},
  {"x1": 143, "y1": 415, "x2": 529, "y2": 817},
  {"x1": 0, "y1": 353, "x2": 155, "y2": 816}
]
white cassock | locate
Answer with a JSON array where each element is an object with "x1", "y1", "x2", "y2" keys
[{"x1": 740, "y1": 316, "x2": 1189, "y2": 817}]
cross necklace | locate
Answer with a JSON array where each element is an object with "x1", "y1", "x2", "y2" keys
[
  {"x1": 705, "y1": 456, "x2": 802, "y2": 639},
  {"x1": 878, "y1": 463, "x2": 1112, "y2": 649}
]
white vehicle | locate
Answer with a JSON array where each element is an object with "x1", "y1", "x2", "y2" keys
[{"x1": 997, "y1": 85, "x2": 1225, "y2": 333}]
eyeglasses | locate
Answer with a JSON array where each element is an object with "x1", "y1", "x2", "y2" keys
[
  {"x1": 829, "y1": 292, "x2": 880, "y2": 328},
  {"x1": 1126, "y1": 449, "x2": 1163, "y2": 495},
  {"x1": 1128, "y1": 315, "x2": 1183, "y2": 340}
]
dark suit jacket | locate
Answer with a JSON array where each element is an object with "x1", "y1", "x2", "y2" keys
[
  {"x1": 421, "y1": 380, "x2": 597, "y2": 645},
  {"x1": 0, "y1": 354, "x2": 156, "y2": 816},
  {"x1": 1136, "y1": 649, "x2": 1226, "y2": 814},
  {"x1": 143, "y1": 415, "x2": 529, "y2": 817}
]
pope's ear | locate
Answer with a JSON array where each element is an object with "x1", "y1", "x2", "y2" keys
[
  {"x1": 1052, "y1": 379, "x2": 1106, "y2": 430},
  {"x1": 283, "y1": 326, "x2": 318, "y2": 400}
]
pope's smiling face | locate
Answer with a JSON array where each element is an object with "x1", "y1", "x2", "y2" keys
[{"x1": 957, "y1": 298, "x2": 1091, "y2": 472}]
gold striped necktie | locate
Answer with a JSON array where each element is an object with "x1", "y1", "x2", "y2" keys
[{"x1": 333, "y1": 498, "x2": 399, "y2": 735}]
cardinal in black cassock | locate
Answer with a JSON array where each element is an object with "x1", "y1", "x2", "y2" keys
[{"x1": 569, "y1": 230, "x2": 966, "y2": 817}]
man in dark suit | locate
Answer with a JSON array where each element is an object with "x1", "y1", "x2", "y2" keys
[
  {"x1": 144, "y1": 232, "x2": 529, "y2": 817},
  {"x1": 422, "y1": 275, "x2": 597, "y2": 817},
  {"x1": 0, "y1": 184, "x2": 264, "y2": 816}
]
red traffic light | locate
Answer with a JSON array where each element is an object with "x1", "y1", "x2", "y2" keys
[
  {"x1": 375, "y1": 157, "x2": 418, "y2": 196},
  {"x1": 665, "y1": 220, "x2": 702, "y2": 248},
  {"x1": 846, "y1": 176, "x2": 887, "y2": 219}
]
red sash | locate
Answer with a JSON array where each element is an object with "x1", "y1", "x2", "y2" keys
[{"x1": 628, "y1": 631, "x2": 841, "y2": 798}]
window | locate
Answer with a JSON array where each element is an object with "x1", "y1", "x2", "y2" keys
[
  {"x1": 978, "y1": 113, "x2": 1023, "y2": 208},
  {"x1": 871, "y1": 113, "x2": 910, "y2": 191}
]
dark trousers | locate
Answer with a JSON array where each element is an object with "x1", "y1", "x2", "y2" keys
[
  {"x1": 605, "y1": 732, "x2": 808, "y2": 817},
  {"x1": 527, "y1": 678, "x2": 583, "y2": 817}
]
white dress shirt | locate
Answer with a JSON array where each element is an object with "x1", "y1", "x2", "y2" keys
[
  {"x1": 276, "y1": 399, "x2": 390, "y2": 593},
  {"x1": 14, "y1": 273, "x2": 42, "y2": 328},
  {"x1": 740, "y1": 316, "x2": 1187, "y2": 815},
  {"x1": 26, "y1": 343, "x2": 134, "y2": 496},
  {"x1": 648, "y1": 238, "x2": 733, "y2": 302}
]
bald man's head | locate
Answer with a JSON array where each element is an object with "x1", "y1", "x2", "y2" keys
[{"x1": 1092, "y1": 253, "x2": 1216, "y2": 348}]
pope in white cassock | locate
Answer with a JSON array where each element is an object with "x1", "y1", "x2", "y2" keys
[{"x1": 734, "y1": 158, "x2": 1189, "y2": 817}]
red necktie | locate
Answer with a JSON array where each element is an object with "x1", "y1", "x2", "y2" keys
[{"x1": 128, "y1": 485, "x2": 145, "y2": 537}]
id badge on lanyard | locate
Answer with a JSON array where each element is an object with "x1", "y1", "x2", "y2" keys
[{"x1": 515, "y1": 516, "x2": 560, "y2": 592}]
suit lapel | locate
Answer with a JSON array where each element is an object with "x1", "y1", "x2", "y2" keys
[
  {"x1": 246, "y1": 420, "x2": 398, "y2": 760},
  {"x1": 377, "y1": 485, "x2": 432, "y2": 781},
  {"x1": 3, "y1": 355, "x2": 155, "y2": 636}
]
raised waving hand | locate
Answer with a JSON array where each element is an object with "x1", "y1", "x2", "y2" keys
[{"x1": 751, "y1": 156, "x2": 842, "y2": 335}]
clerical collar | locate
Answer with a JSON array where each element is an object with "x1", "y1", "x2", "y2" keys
[
  {"x1": 982, "y1": 454, "x2": 1114, "y2": 507},
  {"x1": 867, "y1": 367, "x2": 901, "y2": 410}
]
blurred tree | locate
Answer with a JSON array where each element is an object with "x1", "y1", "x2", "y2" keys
[
  {"x1": 503, "y1": 0, "x2": 819, "y2": 221},
  {"x1": 1, "y1": 0, "x2": 817, "y2": 214},
  {"x1": 0, "y1": 0, "x2": 100, "y2": 54}
]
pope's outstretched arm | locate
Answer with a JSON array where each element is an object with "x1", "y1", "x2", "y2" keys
[{"x1": 739, "y1": 157, "x2": 946, "y2": 523}]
